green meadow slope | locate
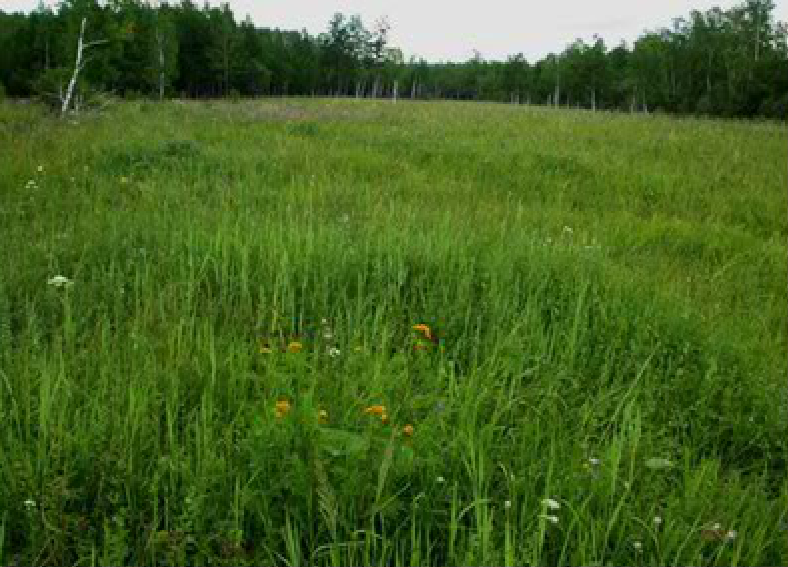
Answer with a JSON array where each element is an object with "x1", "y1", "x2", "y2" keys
[{"x1": 0, "y1": 100, "x2": 786, "y2": 566}]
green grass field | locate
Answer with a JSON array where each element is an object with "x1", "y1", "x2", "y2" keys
[{"x1": 0, "y1": 99, "x2": 786, "y2": 566}]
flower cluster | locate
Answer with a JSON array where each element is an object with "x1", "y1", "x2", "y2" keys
[
  {"x1": 260, "y1": 339, "x2": 303, "y2": 354},
  {"x1": 539, "y1": 497, "x2": 561, "y2": 524},
  {"x1": 274, "y1": 398, "x2": 329, "y2": 423},
  {"x1": 257, "y1": 321, "x2": 446, "y2": 357},
  {"x1": 48, "y1": 275, "x2": 74, "y2": 288},
  {"x1": 363, "y1": 404, "x2": 413, "y2": 436}
]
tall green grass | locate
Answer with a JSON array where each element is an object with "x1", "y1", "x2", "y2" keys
[{"x1": 0, "y1": 99, "x2": 786, "y2": 566}]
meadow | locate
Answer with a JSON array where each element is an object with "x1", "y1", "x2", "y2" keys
[{"x1": 0, "y1": 99, "x2": 786, "y2": 566}]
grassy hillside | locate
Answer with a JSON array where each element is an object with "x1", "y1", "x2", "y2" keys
[{"x1": 0, "y1": 99, "x2": 786, "y2": 566}]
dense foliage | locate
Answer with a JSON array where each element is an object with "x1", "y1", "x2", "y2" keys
[{"x1": 0, "y1": 1, "x2": 786, "y2": 115}]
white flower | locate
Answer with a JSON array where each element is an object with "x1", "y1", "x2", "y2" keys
[
  {"x1": 47, "y1": 275, "x2": 73, "y2": 288},
  {"x1": 725, "y1": 530, "x2": 737, "y2": 541},
  {"x1": 539, "y1": 514, "x2": 559, "y2": 524},
  {"x1": 328, "y1": 347, "x2": 341, "y2": 357},
  {"x1": 504, "y1": 500, "x2": 512, "y2": 509},
  {"x1": 541, "y1": 498, "x2": 560, "y2": 511},
  {"x1": 436, "y1": 476, "x2": 445, "y2": 483},
  {"x1": 645, "y1": 457, "x2": 673, "y2": 469},
  {"x1": 37, "y1": 165, "x2": 44, "y2": 173},
  {"x1": 563, "y1": 226, "x2": 573, "y2": 234},
  {"x1": 653, "y1": 516, "x2": 663, "y2": 526},
  {"x1": 633, "y1": 541, "x2": 643, "y2": 552},
  {"x1": 588, "y1": 457, "x2": 601, "y2": 466},
  {"x1": 24, "y1": 498, "x2": 36, "y2": 510}
]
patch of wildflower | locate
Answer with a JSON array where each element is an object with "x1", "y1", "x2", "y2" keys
[
  {"x1": 541, "y1": 498, "x2": 561, "y2": 511},
  {"x1": 700, "y1": 523, "x2": 739, "y2": 542},
  {"x1": 275, "y1": 399, "x2": 291, "y2": 418},
  {"x1": 364, "y1": 405, "x2": 386, "y2": 416},
  {"x1": 47, "y1": 275, "x2": 73, "y2": 288}
]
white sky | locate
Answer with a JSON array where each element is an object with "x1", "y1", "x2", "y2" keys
[{"x1": 3, "y1": 0, "x2": 787, "y2": 62}]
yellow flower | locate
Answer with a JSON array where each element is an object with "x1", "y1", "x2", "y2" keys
[
  {"x1": 364, "y1": 405, "x2": 387, "y2": 416},
  {"x1": 412, "y1": 324, "x2": 432, "y2": 339},
  {"x1": 381, "y1": 414, "x2": 390, "y2": 425},
  {"x1": 318, "y1": 409, "x2": 328, "y2": 424},
  {"x1": 259, "y1": 341, "x2": 273, "y2": 354},
  {"x1": 287, "y1": 341, "x2": 303, "y2": 353},
  {"x1": 275, "y1": 399, "x2": 291, "y2": 418},
  {"x1": 403, "y1": 424, "x2": 414, "y2": 437}
]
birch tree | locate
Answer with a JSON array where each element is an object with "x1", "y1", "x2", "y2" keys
[{"x1": 61, "y1": 17, "x2": 107, "y2": 114}]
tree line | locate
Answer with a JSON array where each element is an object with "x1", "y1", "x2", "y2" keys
[{"x1": 0, "y1": 0, "x2": 785, "y2": 118}]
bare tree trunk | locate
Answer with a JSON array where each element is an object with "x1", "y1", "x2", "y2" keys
[
  {"x1": 591, "y1": 88, "x2": 596, "y2": 111},
  {"x1": 372, "y1": 75, "x2": 381, "y2": 98},
  {"x1": 392, "y1": 80, "x2": 398, "y2": 102},
  {"x1": 706, "y1": 51, "x2": 712, "y2": 95},
  {"x1": 156, "y1": 26, "x2": 165, "y2": 100},
  {"x1": 62, "y1": 18, "x2": 87, "y2": 115},
  {"x1": 61, "y1": 18, "x2": 107, "y2": 115},
  {"x1": 411, "y1": 79, "x2": 417, "y2": 99}
]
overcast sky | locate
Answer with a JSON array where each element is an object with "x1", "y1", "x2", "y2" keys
[{"x1": 3, "y1": 0, "x2": 787, "y2": 61}]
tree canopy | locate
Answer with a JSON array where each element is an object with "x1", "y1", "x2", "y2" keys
[{"x1": 0, "y1": 0, "x2": 785, "y2": 118}]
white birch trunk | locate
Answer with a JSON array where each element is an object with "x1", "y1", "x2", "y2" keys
[
  {"x1": 62, "y1": 18, "x2": 87, "y2": 115},
  {"x1": 61, "y1": 18, "x2": 107, "y2": 115}
]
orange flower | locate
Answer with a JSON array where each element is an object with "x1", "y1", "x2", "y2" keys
[
  {"x1": 287, "y1": 341, "x2": 303, "y2": 353},
  {"x1": 364, "y1": 405, "x2": 387, "y2": 416},
  {"x1": 403, "y1": 424, "x2": 414, "y2": 437},
  {"x1": 412, "y1": 324, "x2": 432, "y2": 339},
  {"x1": 275, "y1": 399, "x2": 291, "y2": 418}
]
